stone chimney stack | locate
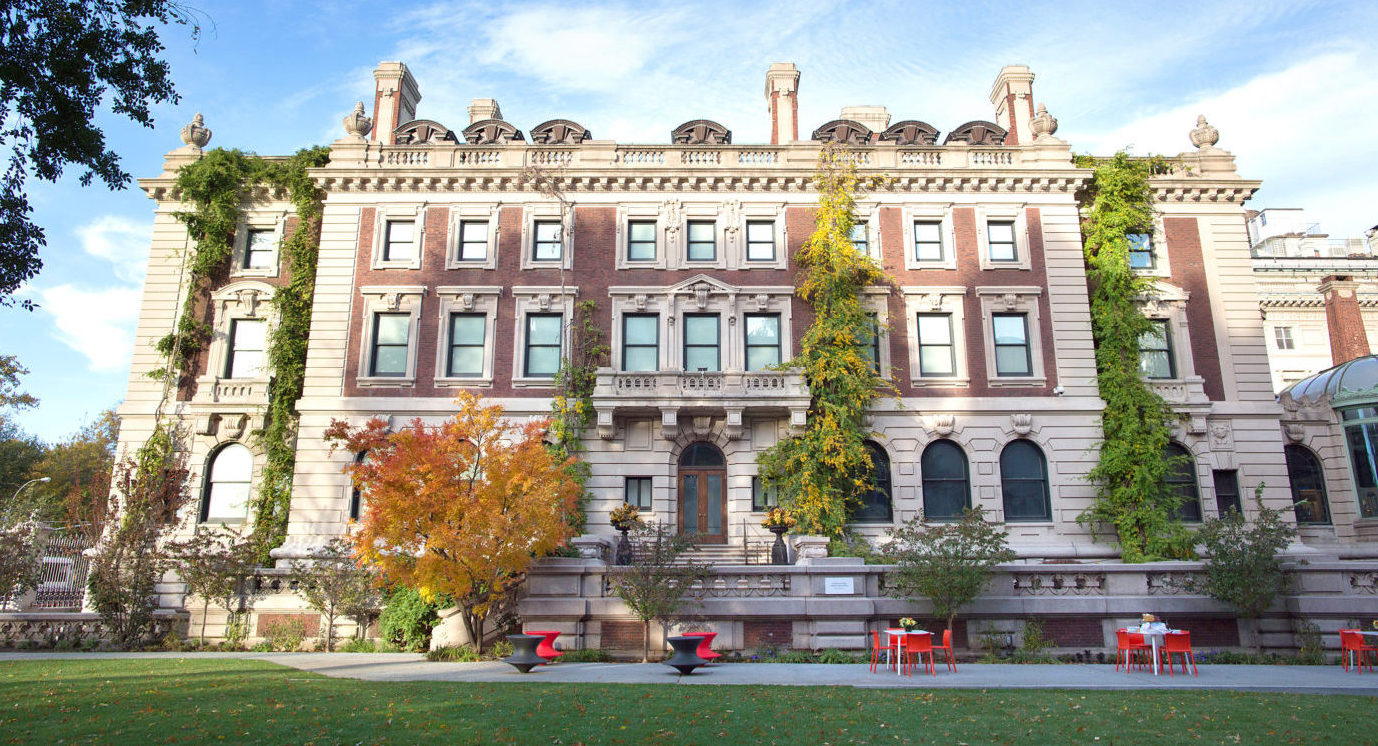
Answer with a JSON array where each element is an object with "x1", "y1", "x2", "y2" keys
[
  {"x1": 989, "y1": 65, "x2": 1035, "y2": 146},
  {"x1": 765, "y1": 63, "x2": 800, "y2": 145},
  {"x1": 468, "y1": 98, "x2": 502, "y2": 124},
  {"x1": 1320, "y1": 275, "x2": 1372, "y2": 365},
  {"x1": 371, "y1": 62, "x2": 421, "y2": 144},
  {"x1": 840, "y1": 105, "x2": 891, "y2": 134}
]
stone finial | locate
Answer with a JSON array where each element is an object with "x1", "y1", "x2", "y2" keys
[
  {"x1": 179, "y1": 112, "x2": 212, "y2": 149},
  {"x1": 1030, "y1": 103, "x2": 1059, "y2": 141},
  {"x1": 342, "y1": 102, "x2": 373, "y2": 139},
  {"x1": 1189, "y1": 115, "x2": 1219, "y2": 150}
]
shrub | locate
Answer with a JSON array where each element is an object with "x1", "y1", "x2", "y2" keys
[
  {"x1": 884, "y1": 507, "x2": 1015, "y2": 639},
  {"x1": 378, "y1": 586, "x2": 442, "y2": 652},
  {"x1": 1011, "y1": 619, "x2": 1056, "y2": 663},
  {"x1": 1295, "y1": 620, "x2": 1325, "y2": 665},
  {"x1": 827, "y1": 532, "x2": 882, "y2": 563},
  {"x1": 560, "y1": 648, "x2": 612, "y2": 663},
  {"x1": 262, "y1": 618, "x2": 307, "y2": 652},
  {"x1": 427, "y1": 644, "x2": 483, "y2": 662},
  {"x1": 817, "y1": 648, "x2": 864, "y2": 664},
  {"x1": 338, "y1": 637, "x2": 379, "y2": 653}
]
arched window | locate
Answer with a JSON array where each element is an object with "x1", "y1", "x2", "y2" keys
[
  {"x1": 1285, "y1": 445, "x2": 1331, "y2": 525},
  {"x1": 1000, "y1": 440, "x2": 1051, "y2": 521},
  {"x1": 1164, "y1": 443, "x2": 1201, "y2": 522},
  {"x1": 852, "y1": 441, "x2": 893, "y2": 523},
  {"x1": 349, "y1": 451, "x2": 367, "y2": 521},
  {"x1": 921, "y1": 440, "x2": 969, "y2": 521},
  {"x1": 201, "y1": 444, "x2": 253, "y2": 523},
  {"x1": 679, "y1": 442, "x2": 725, "y2": 468}
]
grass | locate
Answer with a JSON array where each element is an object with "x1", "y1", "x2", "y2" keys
[{"x1": 0, "y1": 658, "x2": 1372, "y2": 744}]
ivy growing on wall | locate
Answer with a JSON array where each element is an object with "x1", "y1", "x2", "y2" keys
[
  {"x1": 1073, "y1": 151, "x2": 1190, "y2": 562},
  {"x1": 157, "y1": 146, "x2": 330, "y2": 561},
  {"x1": 757, "y1": 143, "x2": 895, "y2": 536},
  {"x1": 549, "y1": 299, "x2": 609, "y2": 535}
]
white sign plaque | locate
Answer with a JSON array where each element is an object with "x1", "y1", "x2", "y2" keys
[{"x1": 823, "y1": 576, "x2": 855, "y2": 595}]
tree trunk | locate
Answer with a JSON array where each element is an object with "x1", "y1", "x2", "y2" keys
[
  {"x1": 200, "y1": 597, "x2": 209, "y2": 645},
  {"x1": 947, "y1": 613, "x2": 956, "y2": 644},
  {"x1": 642, "y1": 619, "x2": 650, "y2": 663},
  {"x1": 324, "y1": 609, "x2": 336, "y2": 652},
  {"x1": 460, "y1": 608, "x2": 485, "y2": 654}
]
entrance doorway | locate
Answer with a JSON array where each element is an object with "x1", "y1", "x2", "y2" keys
[{"x1": 678, "y1": 442, "x2": 726, "y2": 544}]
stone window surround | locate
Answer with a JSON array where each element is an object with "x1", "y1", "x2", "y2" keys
[
  {"x1": 197, "y1": 441, "x2": 259, "y2": 526},
  {"x1": 433, "y1": 285, "x2": 503, "y2": 388},
  {"x1": 356, "y1": 285, "x2": 426, "y2": 387},
  {"x1": 852, "y1": 201, "x2": 881, "y2": 262},
  {"x1": 901, "y1": 203, "x2": 958, "y2": 271},
  {"x1": 975, "y1": 204, "x2": 1031, "y2": 271},
  {"x1": 728, "y1": 201, "x2": 788, "y2": 271},
  {"x1": 520, "y1": 204, "x2": 573, "y2": 271},
  {"x1": 976, "y1": 286, "x2": 1047, "y2": 388},
  {"x1": 199, "y1": 281, "x2": 276, "y2": 394},
  {"x1": 608, "y1": 281, "x2": 794, "y2": 372},
  {"x1": 370, "y1": 205, "x2": 428, "y2": 270},
  {"x1": 859, "y1": 287, "x2": 893, "y2": 378},
  {"x1": 511, "y1": 286, "x2": 578, "y2": 387},
  {"x1": 615, "y1": 203, "x2": 669, "y2": 270},
  {"x1": 445, "y1": 204, "x2": 502, "y2": 270},
  {"x1": 230, "y1": 211, "x2": 288, "y2": 278},
  {"x1": 901, "y1": 286, "x2": 970, "y2": 388},
  {"x1": 1139, "y1": 282, "x2": 1200, "y2": 385}
]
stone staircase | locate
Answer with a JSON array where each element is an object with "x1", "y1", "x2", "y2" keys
[{"x1": 676, "y1": 540, "x2": 777, "y2": 566}]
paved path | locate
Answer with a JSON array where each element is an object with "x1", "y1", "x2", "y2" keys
[{"x1": 4, "y1": 652, "x2": 1377, "y2": 695}]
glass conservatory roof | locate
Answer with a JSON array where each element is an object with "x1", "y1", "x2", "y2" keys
[{"x1": 1280, "y1": 354, "x2": 1378, "y2": 407}]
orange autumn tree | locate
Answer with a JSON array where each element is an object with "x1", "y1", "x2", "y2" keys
[{"x1": 324, "y1": 392, "x2": 581, "y2": 652}]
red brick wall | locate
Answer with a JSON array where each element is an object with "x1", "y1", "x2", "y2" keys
[
  {"x1": 1043, "y1": 617, "x2": 1101, "y2": 648},
  {"x1": 1163, "y1": 217, "x2": 1224, "y2": 401},
  {"x1": 1168, "y1": 616, "x2": 1239, "y2": 647},
  {"x1": 600, "y1": 620, "x2": 644, "y2": 649},
  {"x1": 743, "y1": 620, "x2": 792, "y2": 649}
]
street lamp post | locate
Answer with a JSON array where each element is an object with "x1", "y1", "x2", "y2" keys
[{"x1": 10, "y1": 476, "x2": 50, "y2": 503}]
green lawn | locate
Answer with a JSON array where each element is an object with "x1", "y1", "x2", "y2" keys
[{"x1": 0, "y1": 659, "x2": 1369, "y2": 745}]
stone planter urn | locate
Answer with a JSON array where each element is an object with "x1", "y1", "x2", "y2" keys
[
  {"x1": 613, "y1": 523, "x2": 633, "y2": 565},
  {"x1": 767, "y1": 525, "x2": 791, "y2": 565}
]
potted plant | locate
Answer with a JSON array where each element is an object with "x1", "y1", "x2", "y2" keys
[
  {"x1": 898, "y1": 617, "x2": 919, "y2": 632},
  {"x1": 610, "y1": 503, "x2": 641, "y2": 565},
  {"x1": 761, "y1": 507, "x2": 798, "y2": 565}
]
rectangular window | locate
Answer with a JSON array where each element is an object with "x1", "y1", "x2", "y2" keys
[
  {"x1": 746, "y1": 220, "x2": 775, "y2": 261},
  {"x1": 446, "y1": 313, "x2": 486, "y2": 377},
  {"x1": 915, "y1": 313, "x2": 955, "y2": 377},
  {"x1": 861, "y1": 313, "x2": 882, "y2": 374},
  {"x1": 369, "y1": 313, "x2": 410, "y2": 377},
  {"x1": 533, "y1": 220, "x2": 561, "y2": 261},
  {"x1": 992, "y1": 313, "x2": 1032, "y2": 376},
  {"x1": 686, "y1": 220, "x2": 716, "y2": 261},
  {"x1": 625, "y1": 477, "x2": 653, "y2": 509},
  {"x1": 1128, "y1": 233, "x2": 1155, "y2": 269},
  {"x1": 383, "y1": 220, "x2": 416, "y2": 262},
  {"x1": 751, "y1": 477, "x2": 778, "y2": 511},
  {"x1": 849, "y1": 223, "x2": 868, "y2": 255},
  {"x1": 683, "y1": 314, "x2": 720, "y2": 372},
  {"x1": 1212, "y1": 469, "x2": 1242, "y2": 516},
  {"x1": 1274, "y1": 326, "x2": 1295, "y2": 350},
  {"x1": 621, "y1": 314, "x2": 659, "y2": 372},
  {"x1": 225, "y1": 319, "x2": 266, "y2": 379},
  {"x1": 1139, "y1": 319, "x2": 1176, "y2": 379},
  {"x1": 744, "y1": 313, "x2": 781, "y2": 371},
  {"x1": 627, "y1": 220, "x2": 656, "y2": 261},
  {"x1": 524, "y1": 314, "x2": 563, "y2": 377},
  {"x1": 244, "y1": 229, "x2": 275, "y2": 270},
  {"x1": 914, "y1": 221, "x2": 944, "y2": 262},
  {"x1": 988, "y1": 221, "x2": 1017, "y2": 262},
  {"x1": 457, "y1": 220, "x2": 488, "y2": 262}
]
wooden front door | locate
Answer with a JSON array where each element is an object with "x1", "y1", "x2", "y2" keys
[{"x1": 677, "y1": 442, "x2": 727, "y2": 544}]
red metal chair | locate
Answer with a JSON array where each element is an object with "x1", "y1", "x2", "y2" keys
[
  {"x1": 869, "y1": 629, "x2": 897, "y2": 673},
  {"x1": 901, "y1": 632, "x2": 936, "y2": 677},
  {"x1": 1116, "y1": 629, "x2": 1150, "y2": 672},
  {"x1": 1161, "y1": 631, "x2": 1197, "y2": 677},
  {"x1": 682, "y1": 631, "x2": 722, "y2": 662},
  {"x1": 1340, "y1": 630, "x2": 1375, "y2": 673},
  {"x1": 526, "y1": 630, "x2": 563, "y2": 662},
  {"x1": 932, "y1": 628, "x2": 956, "y2": 672}
]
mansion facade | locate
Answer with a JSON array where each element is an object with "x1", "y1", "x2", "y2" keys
[{"x1": 112, "y1": 62, "x2": 1378, "y2": 651}]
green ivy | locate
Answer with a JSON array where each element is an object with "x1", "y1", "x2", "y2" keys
[
  {"x1": 549, "y1": 299, "x2": 608, "y2": 535},
  {"x1": 756, "y1": 143, "x2": 895, "y2": 536},
  {"x1": 1073, "y1": 152, "x2": 1190, "y2": 562}
]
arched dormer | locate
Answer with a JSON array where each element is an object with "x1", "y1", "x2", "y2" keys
[
  {"x1": 462, "y1": 118, "x2": 525, "y2": 145},
  {"x1": 671, "y1": 119, "x2": 732, "y2": 145},
  {"x1": 392, "y1": 119, "x2": 459, "y2": 145},
  {"x1": 529, "y1": 119, "x2": 591, "y2": 145},
  {"x1": 943, "y1": 120, "x2": 1007, "y2": 146},
  {"x1": 880, "y1": 120, "x2": 940, "y2": 146},
  {"x1": 811, "y1": 119, "x2": 873, "y2": 145}
]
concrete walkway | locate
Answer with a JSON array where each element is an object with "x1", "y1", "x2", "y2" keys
[{"x1": 4, "y1": 652, "x2": 1377, "y2": 695}]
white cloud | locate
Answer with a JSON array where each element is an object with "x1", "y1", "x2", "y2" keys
[
  {"x1": 32, "y1": 284, "x2": 140, "y2": 373},
  {"x1": 76, "y1": 215, "x2": 152, "y2": 285}
]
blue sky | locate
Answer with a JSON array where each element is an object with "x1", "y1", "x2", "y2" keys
[{"x1": 2, "y1": 0, "x2": 1376, "y2": 442}]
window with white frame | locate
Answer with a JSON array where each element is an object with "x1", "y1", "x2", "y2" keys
[
  {"x1": 627, "y1": 220, "x2": 657, "y2": 261},
  {"x1": 916, "y1": 313, "x2": 956, "y2": 377},
  {"x1": 201, "y1": 443, "x2": 252, "y2": 524},
  {"x1": 382, "y1": 219, "x2": 417, "y2": 262},
  {"x1": 225, "y1": 319, "x2": 266, "y2": 379},
  {"x1": 622, "y1": 314, "x2": 659, "y2": 372},
  {"x1": 902, "y1": 286, "x2": 969, "y2": 386},
  {"x1": 683, "y1": 314, "x2": 720, "y2": 371},
  {"x1": 369, "y1": 313, "x2": 411, "y2": 377},
  {"x1": 446, "y1": 313, "x2": 486, "y2": 377},
  {"x1": 976, "y1": 287, "x2": 1045, "y2": 385},
  {"x1": 244, "y1": 229, "x2": 275, "y2": 270},
  {"x1": 744, "y1": 313, "x2": 781, "y2": 371},
  {"x1": 987, "y1": 221, "x2": 1018, "y2": 263},
  {"x1": 992, "y1": 313, "x2": 1032, "y2": 376},
  {"x1": 1274, "y1": 326, "x2": 1295, "y2": 350},
  {"x1": 1128, "y1": 233, "x2": 1155, "y2": 269},
  {"x1": 533, "y1": 221, "x2": 562, "y2": 261},
  {"x1": 687, "y1": 220, "x2": 716, "y2": 262},
  {"x1": 745, "y1": 220, "x2": 775, "y2": 261},
  {"x1": 524, "y1": 313, "x2": 563, "y2": 378},
  {"x1": 1139, "y1": 319, "x2": 1176, "y2": 379},
  {"x1": 456, "y1": 220, "x2": 489, "y2": 262},
  {"x1": 358, "y1": 286, "x2": 424, "y2": 384},
  {"x1": 914, "y1": 221, "x2": 944, "y2": 262}
]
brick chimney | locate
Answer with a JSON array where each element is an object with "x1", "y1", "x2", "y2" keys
[
  {"x1": 371, "y1": 62, "x2": 421, "y2": 144},
  {"x1": 1320, "y1": 275, "x2": 1371, "y2": 365},
  {"x1": 765, "y1": 63, "x2": 800, "y2": 145},
  {"x1": 468, "y1": 98, "x2": 502, "y2": 124},
  {"x1": 989, "y1": 65, "x2": 1035, "y2": 146}
]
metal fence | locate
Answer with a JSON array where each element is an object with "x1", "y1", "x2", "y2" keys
[{"x1": 1, "y1": 529, "x2": 91, "y2": 612}]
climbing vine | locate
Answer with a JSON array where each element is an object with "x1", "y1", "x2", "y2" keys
[
  {"x1": 756, "y1": 143, "x2": 896, "y2": 536},
  {"x1": 549, "y1": 299, "x2": 609, "y2": 534},
  {"x1": 157, "y1": 146, "x2": 330, "y2": 561},
  {"x1": 1073, "y1": 151, "x2": 1190, "y2": 562}
]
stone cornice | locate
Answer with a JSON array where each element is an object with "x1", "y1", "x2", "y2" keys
[{"x1": 1150, "y1": 178, "x2": 1261, "y2": 205}]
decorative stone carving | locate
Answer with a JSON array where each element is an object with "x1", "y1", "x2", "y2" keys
[
  {"x1": 692, "y1": 415, "x2": 713, "y2": 437},
  {"x1": 659, "y1": 409, "x2": 679, "y2": 440},
  {"x1": 723, "y1": 201, "x2": 741, "y2": 237},
  {"x1": 1029, "y1": 103, "x2": 1059, "y2": 141},
  {"x1": 393, "y1": 119, "x2": 458, "y2": 145},
  {"x1": 810, "y1": 119, "x2": 872, "y2": 145},
  {"x1": 1189, "y1": 115, "x2": 1219, "y2": 151},
  {"x1": 1209, "y1": 421, "x2": 1233, "y2": 449},
  {"x1": 462, "y1": 118, "x2": 524, "y2": 145},
  {"x1": 180, "y1": 113, "x2": 212, "y2": 149},
  {"x1": 1285, "y1": 423, "x2": 1307, "y2": 443},
  {"x1": 459, "y1": 293, "x2": 475, "y2": 311},
  {"x1": 694, "y1": 283, "x2": 709, "y2": 310},
  {"x1": 633, "y1": 293, "x2": 647, "y2": 311},
  {"x1": 221, "y1": 414, "x2": 248, "y2": 439},
  {"x1": 195, "y1": 414, "x2": 217, "y2": 436},
  {"x1": 1188, "y1": 416, "x2": 1208, "y2": 435},
  {"x1": 879, "y1": 120, "x2": 940, "y2": 146},
  {"x1": 943, "y1": 120, "x2": 1006, "y2": 146},
  {"x1": 1011, "y1": 413, "x2": 1032, "y2": 435},
  {"x1": 724, "y1": 409, "x2": 744, "y2": 440},
  {"x1": 1001, "y1": 292, "x2": 1019, "y2": 310},
  {"x1": 929, "y1": 414, "x2": 956, "y2": 437},
  {"x1": 597, "y1": 410, "x2": 615, "y2": 440},
  {"x1": 671, "y1": 119, "x2": 731, "y2": 145},
  {"x1": 536, "y1": 293, "x2": 552, "y2": 311},
  {"x1": 753, "y1": 293, "x2": 769, "y2": 311},
  {"x1": 529, "y1": 119, "x2": 591, "y2": 145},
  {"x1": 662, "y1": 199, "x2": 682, "y2": 238},
  {"x1": 342, "y1": 102, "x2": 372, "y2": 140}
]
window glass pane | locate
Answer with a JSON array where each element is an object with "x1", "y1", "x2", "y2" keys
[
  {"x1": 245, "y1": 230, "x2": 274, "y2": 269},
  {"x1": 1000, "y1": 440, "x2": 1050, "y2": 521},
  {"x1": 685, "y1": 347, "x2": 719, "y2": 372},
  {"x1": 688, "y1": 221, "x2": 714, "y2": 242},
  {"x1": 525, "y1": 347, "x2": 560, "y2": 376},
  {"x1": 625, "y1": 477, "x2": 652, "y2": 509},
  {"x1": 682, "y1": 475, "x2": 698, "y2": 531},
  {"x1": 918, "y1": 314, "x2": 952, "y2": 344},
  {"x1": 988, "y1": 222, "x2": 1014, "y2": 243},
  {"x1": 628, "y1": 221, "x2": 656, "y2": 261},
  {"x1": 227, "y1": 319, "x2": 266, "y2": 379},
  {"x1": 623, "y1": 347, "x2": 658, "y2": 372},
  {"x1": 849, "y1": 223, "x2": 868, "y2": 253},
  {"x1": 747, "y1": 221, "x2": 773, "y2": 243},
  {"x1": 995, "y1": 346, "x2": 1031, "y2": 376},
  {"x1": 1345, "y1": 423, "x2": 1378, "y2": 518},
  {"x1": 624, "y1": 315, "x2": 657, "y2": 346},
  {"x1": 992, "y1": 315, "x2": 1027, "y2": 345},
  {"x1": 448, "y1": 313, "x2": 485, "y2": 377},
  {"x1": 745, "y1": 315, "x2": 779, "y2": 345},
  {"x1": 687, "y1": 221, "x2": 716, "y2": 261},
  {"x1": 449, "y1": 346, "x2": 484, "y2": 377},
  {"x1": 988, "y1": 221, "x2": 1016, "y2": 261},
  {"x1": 684, "y1": 315, "x2": 718, "y2": 345},
  {"x1": 922, "y1": 440, "x2": 969, "y2": 520},
  {"x1": 204, "y1": 445, "x2": 252, "y2": 522},
  {"x1": 458, "y1": 220, "x2": 487, "y2": 260},
  {"x1": 852, "y1": 442, "x2": 893, "y2": 522},
  {"x1": 1212, "y1": 469, "x2": 1242, "y2": 516},
  {"x1": 914, "y1": 221, "x2": 943, "y2": 261},
  {"x1": 373, "y1": 346, "x2": 408, "y2": 375},
  {"x1": 705, "y1": 475, "x2": 722, "y2": 534},
  {"x1": 680, "y1": 443, "x2": 725, "y2": 467},
  {"x1": 1165, "y1": 444, "x2": 1201, "y2": 522},
  {"x1": 1128, "y1": 233, "x2": 1153, "y2": 268},
  {"x1": 1140, "y1": 351, "x2": 1172, "y2": 379},
  {"x1": 622, "y1": 314, "x2": 658, "y2": 372},
  {"x1": 384, "y1": 220, "x2": 415, "y2": 261},
  {"x1": 524, "y1": 314, "x2": 562, "y2": 377},
  {"x1": 1139, "y1": 320, "x2": 1174, "y2": 378},
  {"x1": 919, "y1": 347, "x2": 954, "y2": 376},
  {"x1": 527, "y1": 315, "x2": 562, "y2": 344},
  {"x1": 376, "y1": 314, "x2": 410, "y2": 345},
  {"x1": 746, "y1": 220, "x2": 774, "y2": 260},
  {"x1": 752, "y1": 477, "x2": 778, "y2": 511},
  {"x1": 534, "y1": 221, "x2": 561, "y2": 260},
  {"x1": 1285, "y1": 445, "x2": 1330, "y2": 524},
  {"x1": 370, "y1": 314, "x2": 410, "y2": 377}
]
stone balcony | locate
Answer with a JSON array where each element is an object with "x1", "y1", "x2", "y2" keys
[{"x1": 590, "y1": 368, "x2": 810, "y2": 440}]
